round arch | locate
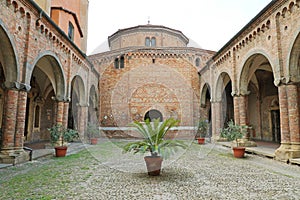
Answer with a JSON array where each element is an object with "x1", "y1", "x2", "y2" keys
[
  {"x1": 239, "y1": 53, "x2": 276, "y2": 95},
  {"x1": 28, "y1": 52, "x2": 66, "y2": 100},
  {"x1": 214, "y1": 71, "x2": 232, "y2": 101},
  {"x1": 200, "y1": 83, "x2": 211, "y2": 107},
  {"x1": 144, "y1": 109, "x2": 163, "y2": 122},
  {"x1": 88, "y1": 85, "x2": 98, "y2": 124},
  {"x1": 71, "y1": 75, "x2": 86, "y2": 105},
  {"x1": 0, "y1": 21, "x2": 19, "y2": 83},
  {"x1": 288, "y1": 31, "x2": 300, "y2": 82}
]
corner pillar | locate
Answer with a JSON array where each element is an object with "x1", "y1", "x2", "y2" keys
[
  {"x1": 275, "y1": 84, "x2": 300, "y2": 161},
  {"x1": 211, "y1": 100, "x2": 222, "y2": 141},
  {"x1": 234, "y1": 94, "x2": 256, "y2": 147},
  {"x1": 0, "y1": 83, "x2": 30, "y2": 164}
]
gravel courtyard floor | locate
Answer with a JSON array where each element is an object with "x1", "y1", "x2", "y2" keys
[{"x1": 0, "y1": 140, "x2": 300, "y2": 200}]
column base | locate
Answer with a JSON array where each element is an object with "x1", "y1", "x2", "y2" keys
[
  {"x1": 0, "y1": 149, "x2": 30, "y2": 165},
  {"x1": 275, "y1": 143, "x2": 300, "y2": 162},
  {"x1": 236, "y1": 138, "x2": 257, "y2": 147}
]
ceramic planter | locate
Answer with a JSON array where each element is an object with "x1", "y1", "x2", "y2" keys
[
  {"x1": 233, "y1": 146, "x2": 246, "y2": 158},
  {"x1": 90, "y1": 138, "x2": 98, "y2": 145},
  {"x1": 144, "y1": 156, "x2": 163, "y2": 176},
  {"x1": 197, "y1": 138, "x2": 205, "y2": 144},
  {"x1": 55, "y1": 146, "x2": 68, "y2": 157}
]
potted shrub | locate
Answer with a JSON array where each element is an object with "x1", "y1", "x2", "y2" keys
[
  {"x1": 195, "y1": 119, "x2": 208, "y2": 144},
  {"x1": 87, "y1": 122, "x2": 99, "y2": 145},
  {"x1": 48, "y1": 124, "x2": 79, "y2": 157},
  {"x1": 220, "y1": 120, "x2": 249, "y2": 158},
  {"x1": 123, "y1": 118, "x2": 187, "y2": 176}
]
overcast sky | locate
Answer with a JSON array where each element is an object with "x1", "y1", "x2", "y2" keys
[{"x1": 87, "y1": 0, "x2": 272, "y2": 55}]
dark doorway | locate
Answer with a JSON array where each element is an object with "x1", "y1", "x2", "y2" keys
[
  {"x1": 271, "y1": 110, "x2": 281, "y2": 143},
  {"x1": 144, "y1": 109, "x2": 163, "y2": 122}
]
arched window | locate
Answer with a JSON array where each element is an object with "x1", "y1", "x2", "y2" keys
[
  {"x1": 114, "y1": 55, "x2": 125, "y2": 69},
  {"x1": 195, "y1": 58, "x2": 200, "y2": 67},
  {"x1": 120, "y1": 56, "x2": 124, "y2": 68},
  {"x1": 151, "y1": 37, "x2": 156, "y2": 47},
  {"x1": 145, "y1": 37, "x2": 150, "y2": 46},
  {"x1": 68, "y1": 22, "x2": 74, "y2": 41},
  {"x1": 114, "y1": 58, "x2": 119, "y2": 69},
  {"x1": 144, "y1": 109, "x2": 163, "y2": 122}
]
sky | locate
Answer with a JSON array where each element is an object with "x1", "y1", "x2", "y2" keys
[{"x1": 86, "y1": 0, "x2": 273, "y2": 55}]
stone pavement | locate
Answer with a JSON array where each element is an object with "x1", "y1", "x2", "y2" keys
[
  {"x1": 218, "y1": 141, "x2": 300, "y2": 166},
  {"x1": 1, "y1": 139, "x2": 299, "y2": 169},
  {"x1": 1, "y1": 140, "x2": 300, "y2": 199}
]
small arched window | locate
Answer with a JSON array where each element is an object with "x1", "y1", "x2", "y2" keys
[
  {"x1": 145, "y1": 37, "x2": 150, "y2": 46},
  {"x1": 151, "y1": 37, "x2": 156, "y2": 47},
  {"x1": 195, "y1": 58, "x2": 201, "y2": 67},
  {"x1": 68, "y1": 22, "x2": 74, "y2": 41},
  {"x1": 114, "y1": 55, "x2": 125, "y2": 69},
  {"x1": 114, "y1": 58, "x2": 119, "y2": 69},
  {"x1": 120, "y1": 56, "x2": 124, "y2": 69}
]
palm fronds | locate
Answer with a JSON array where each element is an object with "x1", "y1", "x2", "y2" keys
[{"x1": 123, "y1": 118, "x2": 187, "y2": 159}]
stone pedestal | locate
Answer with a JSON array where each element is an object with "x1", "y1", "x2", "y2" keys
[
  {"x1": 0, "y1": 148, "x2": 30, "y2": 164},
  {"x1": 275, "y1": 143, "x2": 300, "y2": 162}
]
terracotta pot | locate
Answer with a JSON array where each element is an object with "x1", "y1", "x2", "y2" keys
[
  {"x1": 144, "y1": 156, "x2": 163, "y2": 176},
  {"x1": 197, "y1": 138, "x2": 205, "y2": 144},
  {"x1": 233, "y1": 147, "x2": 246, "y2": 158},
  {"x1": 90, "y1": 138, "x2": 98, "y2": 145},
  {"x1": 55, "y1": 146, "x2": 68, "y2": 157}
]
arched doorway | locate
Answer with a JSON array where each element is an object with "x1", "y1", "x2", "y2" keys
[
  {"x1": 68, "y1": 75, "x2": 85, "y2": 131},
  {"x1": 25, "y1": 55, "x2": 65, "y2": 143},
  {"x1": 88, "y1": 85, "x2": 98, "y2": 125},
  {"x1": 200, "y1": 83, "x2": 212, "y2": 136},
  {"x1": 144, "y1": 109, "x2": 163, "y2": 122},
  {"x1": 0, "y1": 24, "x2": 19, "y2": 147},
  {"x1": 240, "y1": 54, "x2": 279, "y2": 142},
  {"x1": 216, "y1": 72, "x2": 234, "y2": 128},
  {"x1": 0, "y1": 63, "x2": 5, "y2": 144}
]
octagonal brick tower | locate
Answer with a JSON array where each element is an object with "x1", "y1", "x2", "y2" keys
[{"x1": 89, "y1": 24, "x2": 215, "y2": 138}]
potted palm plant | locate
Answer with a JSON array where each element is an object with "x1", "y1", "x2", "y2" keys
[
  {"x1": 220, "y1": 120, "x2": 249, "y2": 158},
  {"x1": 123, "y1": 118, "x2": 187, "y2": 176},
  {"x1": 87, "y1": 122, "x2": 99, "y2": 145},
  {"x1": 48, "y1": 124, "x2": 79, "y2": 157},
  {"x1": 195, "y1": 119, "x2": 208, "y2": 144}
]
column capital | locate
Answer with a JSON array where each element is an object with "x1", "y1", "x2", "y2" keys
[
  {"x1": 51, "y1": 95, "x2": 67, "y2": 102},
  {"x1": 2, "y1": 81, "x2": 31, "y2": 92},
  {"x1": 234, "y1": 90, "x2": 250, "y2": 97}
]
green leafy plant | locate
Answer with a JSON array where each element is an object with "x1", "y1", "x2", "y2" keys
[
  {"x1": 220, "y1": 120, "x2": 249, "y2": 147},
  {"x1": 48, "y1": 124, "x2": 79, "y2": 147},
  {"x1": 123, "y1": 118, "x2": 187, "y2": 159},
  {"x1": 195, "y1": 119, "x2": 208, "y2": 138},
  {"x1": 87, "y1": 122, "x2": 99, "y2": 138}
]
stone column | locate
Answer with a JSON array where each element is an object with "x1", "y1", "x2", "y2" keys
[
  {"x1": 233, "y1": 96, "x2": 240, "y2": 125},
  {"x1": 78, "y1": 104, "x2": 88, "y2": 138},
  {"x1": 56, "y1": 101, "x2": 64, "y2": 125},
  {"x1": 1, "y1": 89, "x2": 19, "y2": 151},
  {"x1": 286, "y1": 84, "x2": 300, "y2": 158},
  {"x1": 275, "y1": 84, "x2": 291, "y2": 161},
  {"x1": 235, "y1": 94, "x2": 256, "y2": 146},
  {"x1": 62, "y1": 101, "x2": 69, "y2": 128},
  {"x1": 238, "y1": 95, "x2": 248, "y2": 126},
  {"x1": 0, "y1": 83, "x2": 30, "y2": 164},
  {"x1": 211, "y1": 100, "x2": 222, "y2": 141},
  {"x1": 15, "y1": 90, "x2": 28, "y2": 150}
]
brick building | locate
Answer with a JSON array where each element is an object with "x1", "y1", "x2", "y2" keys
[
  {"x1": 89, "y1": 25, "x2": 214, "y2": 138},
  {"x1": 0, "y1": 0, "x2": 98, "y2": 164},
  {"x1": 0, "y1": 0, "x2": 299, "y2": 164},
  {"x1": 199, "y1": 0, "x2": 300, "y2": 162}
]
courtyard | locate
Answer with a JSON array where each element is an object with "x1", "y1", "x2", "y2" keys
[{"x1": 0, "y1": 140, "x2": 299, "y2": 200}]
